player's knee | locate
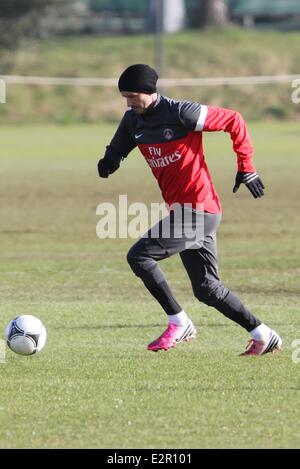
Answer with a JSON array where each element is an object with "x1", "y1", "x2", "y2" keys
[
  {"x1": 193, "y1": 284, "x2": 222, "y2": 306},
  {"x1": 126, "y1": 245, "x2": 140, "y2": 269},
  {"x1": 127, "y1": 245, "x2": 152, "y2": 277}
]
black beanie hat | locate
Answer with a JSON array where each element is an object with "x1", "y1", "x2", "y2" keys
[{"x1": 118, "y1": 64, "x2": 158, "y2": 94}]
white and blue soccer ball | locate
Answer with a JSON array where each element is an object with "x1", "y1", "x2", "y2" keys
[{"x1": 5, "y1": 315, "x2": 47, "y2": 356}]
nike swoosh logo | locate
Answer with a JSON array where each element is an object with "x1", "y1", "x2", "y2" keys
[{"x1": 135, "y1": 133, "x2": 143, "y2": 139}]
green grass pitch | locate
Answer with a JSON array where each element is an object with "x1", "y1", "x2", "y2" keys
[{"x1": 0, "y1": 122, "x2": 299, "y2": 448}]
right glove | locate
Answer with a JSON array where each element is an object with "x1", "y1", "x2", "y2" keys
[
  {"x1": 98, "y1": 159, "x2": 111, "y2": 178},
  {"x1": 233, "y1": 171, "x2": 265, "y2": 198}
]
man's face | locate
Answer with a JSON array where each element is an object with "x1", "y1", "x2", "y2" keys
[{"x1": 121, "y1": 91, "x2": 155, "y2": 115}]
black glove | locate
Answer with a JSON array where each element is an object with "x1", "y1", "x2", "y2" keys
[
  {"x1": 233, "y1": 171, "x2": 265, "y2": 198},
  {"x1": 98, "y1": 159, "x2": 111, "y2": 178}
]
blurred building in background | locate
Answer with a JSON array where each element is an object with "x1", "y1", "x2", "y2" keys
[
  {"x1": 0, "y1": 0, "x2": 299, "y2": 124},
  {"x1": 9, "y1": 0, "x2": 300, "y2": 38},
  {"x1": 229, "y1": 0, "x2": 300, "y2": 29}
]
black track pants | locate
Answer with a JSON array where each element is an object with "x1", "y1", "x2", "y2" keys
[{"x1": 127, "y1": 208, "x2": 260, "y2": 332}]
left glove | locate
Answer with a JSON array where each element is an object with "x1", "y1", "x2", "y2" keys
[
  {"x1": 98, "y1": 158, "x2": 112, "y2": 178},
  {"x1": 233, "y1": 171, "x2": 265, "y2": 198}
]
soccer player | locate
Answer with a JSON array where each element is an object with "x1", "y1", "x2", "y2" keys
[{"x1": 98, "y1": 64, "x2": 282, "y2": 356}]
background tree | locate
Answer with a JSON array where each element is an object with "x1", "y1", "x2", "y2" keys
[
  {"x1": 187, "y1": 0, "x2": 229, "y2": 28},
  {"x1": 202, "y1": 0, "x2": 229, "y2": 26},
  {"x1": 0, "y1": 0, "x2": 62, "y2": 49}
]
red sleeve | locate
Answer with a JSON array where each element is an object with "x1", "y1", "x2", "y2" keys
[{"x1": 203, "y1": 105, "x2": 256, "y2": 172}]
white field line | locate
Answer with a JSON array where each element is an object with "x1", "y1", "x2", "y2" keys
[
  {"x1": 0, "y1": 78, "x2": 6, "y2": 102},
  {"x1": 0, "y1": 74, "x2": 299, "y2": 87}
]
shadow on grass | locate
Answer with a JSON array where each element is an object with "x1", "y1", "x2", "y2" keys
[
  {"x1": 55, "y1": 321, "x2": 296, "y2": 330},
  {"x1": 56, "y1": 323, "x2": 233, "y2": 330}
]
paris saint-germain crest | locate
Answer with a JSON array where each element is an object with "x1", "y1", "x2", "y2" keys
[{"x1": 163, "y1": 128, "x2": 174, "y2": 140}]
